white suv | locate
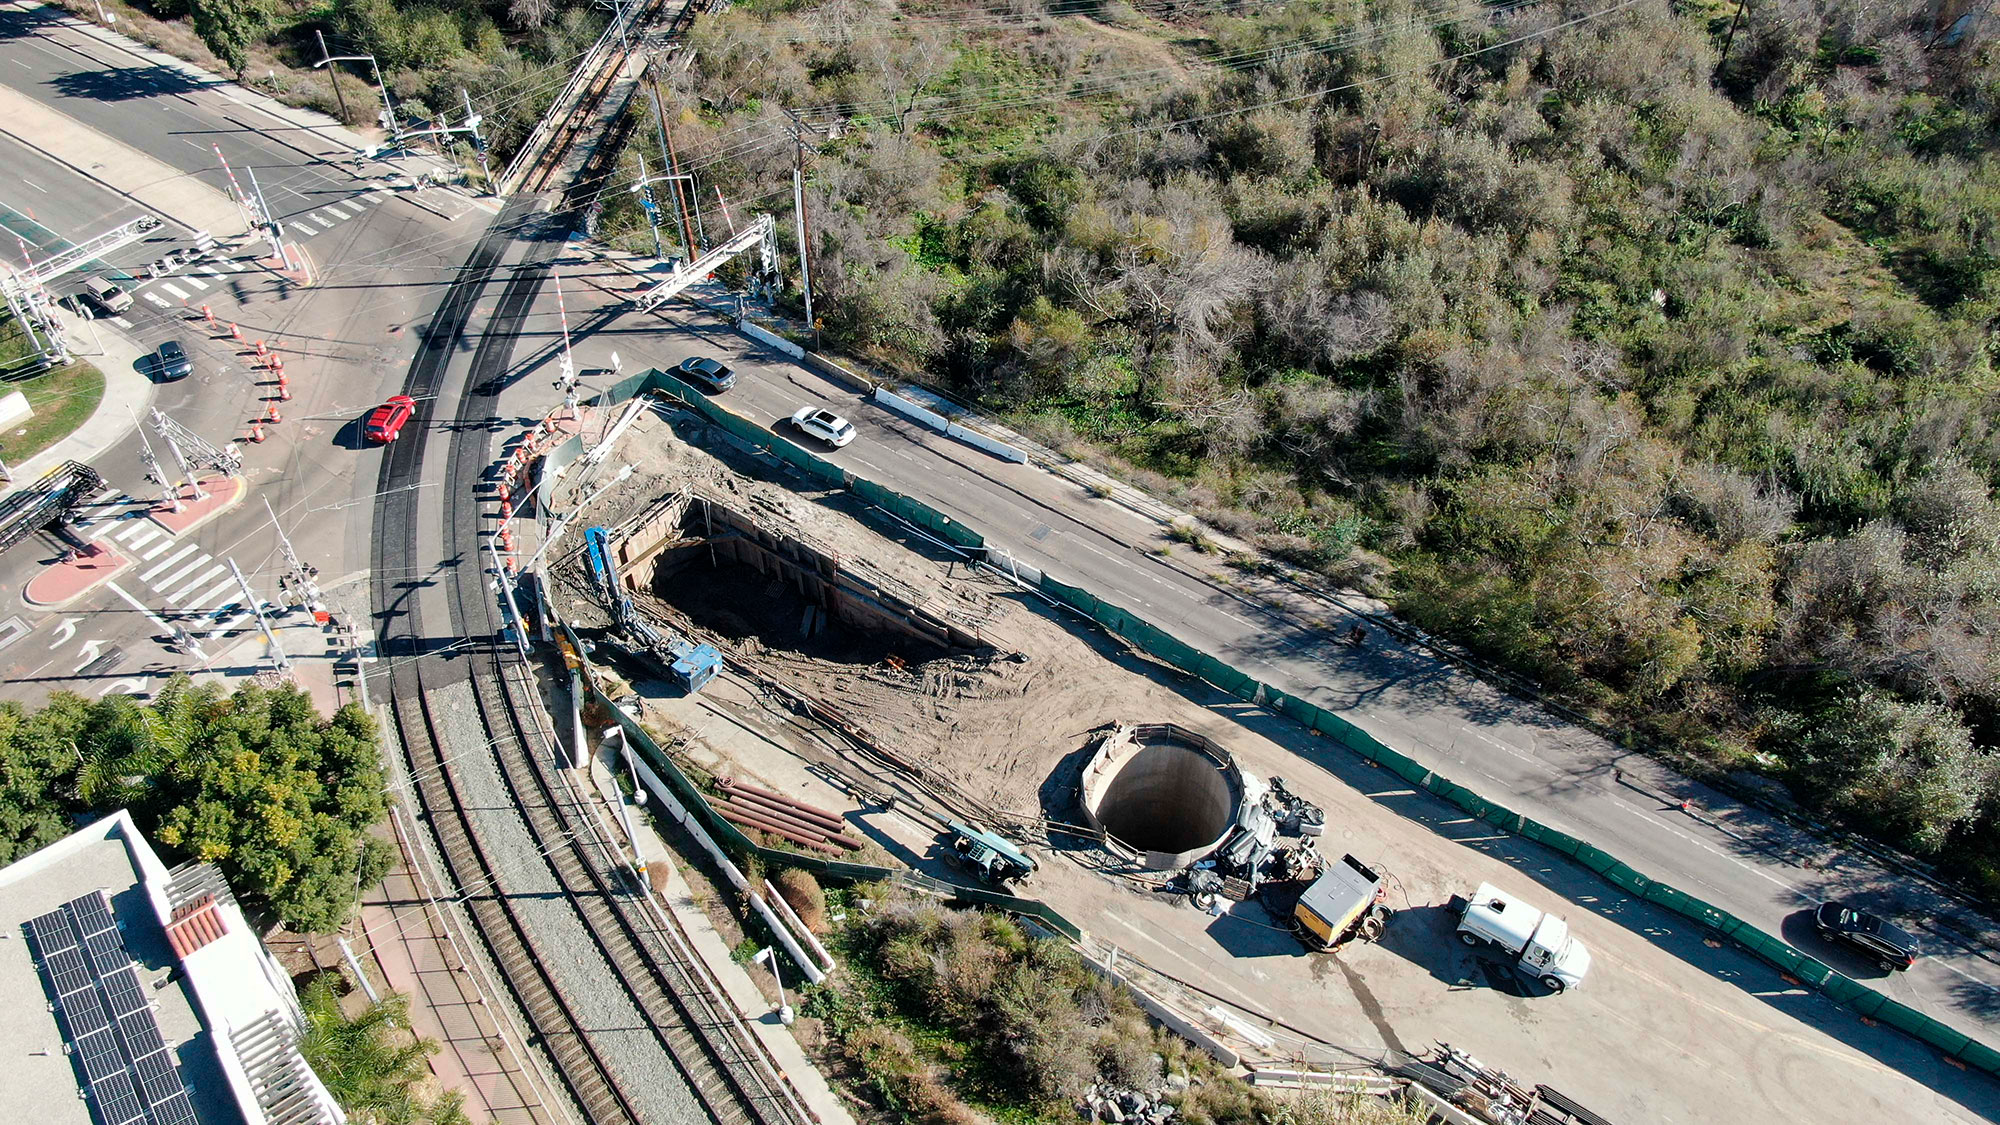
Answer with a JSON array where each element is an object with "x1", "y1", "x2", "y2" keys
[{"x1": 789, "y1": 406, "x2": 856, "y2": 448}]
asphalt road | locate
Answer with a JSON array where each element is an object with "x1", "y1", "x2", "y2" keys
[
  {"x1": 0, "y1": 7, "x2": 480, "y2": 710},
  {"x1": 505, "y1": 278, "x2": 2000, "y2": 1057}
]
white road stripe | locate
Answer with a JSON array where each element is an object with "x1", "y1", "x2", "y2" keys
[
  {"x1": 86, "y1": 518, "x2": 122, "y2": 541},
  {"x1": 151, "y1": 552, "x2": 212, "y2": 591},
  {"x1": 208, "y1": 611, "x2": 252, "y2": 638},
  {"x1": 290, "y1": 217, "x2": 318, "y2": 233},
  {"x1": 139, "y1": 535, "x2": 180, "y2": 562},
  {"x1": 140, "y1": 544, "x2": 200, "y2": 583},
  {"x1": 143, "y1": 293, "x2": 169, "y2": 308},
  {"x1": 168, "y1": 565, "x2": 227, "y2": 605},
  {"x1": 109, "y1": 316, "x2": 131, "y2": 327},
  {"x1": 158, "y1": 282, "x2": 188, "y2": 300},
  {"x1": 315, "y1": 209, "x2": 344, "y2": 226},
  {"x1": 114, "y1": 522, "x2": 162, "y2": 549},
  {"x1": 180, "y1": 274, "x2": 209, "y2": 291},
  {"x1": 335, "y1": 200, "x2": 365, "y2": 216},
  {"x1": 186, "y1": 578, "x2": 239, "y2": 613},
  {"x1": 199, "y1": 265, "x2": 224, "y2": 276},
  {"x1": 106, "y1": 582, "x2": 173, "y2": 633}
]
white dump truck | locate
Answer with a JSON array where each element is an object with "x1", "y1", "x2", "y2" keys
[{"x1": 1451, "y1": 883, "x2": 1592, "y2": 992}]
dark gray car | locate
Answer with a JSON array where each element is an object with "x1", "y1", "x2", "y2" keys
[
  {"x1": 156, "y1": 340, "x2": 193, "y2": 381},
  {"x1": 678, "y1": 355, "x2": 736, "y2": 392}
]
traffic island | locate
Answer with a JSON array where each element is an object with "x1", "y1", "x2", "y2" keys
[
  {"x1": 148, "y1": 475, "x2": 246, "y2": 536},
  {"x1": 24, "y1": 542, "x2": 132, "y2": 608}
]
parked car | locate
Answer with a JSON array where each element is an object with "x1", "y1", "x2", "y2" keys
[
  {"x1": 678, "y1": 355, "x2": 736, "y2": 392},
  {"x1": 365, "y1": 395, "x2": 417, "y2": 444},
  {"x1": 155, "y1": 340, "x2": 192, "y2": 381},
  {"x1": 1813, "y1": 902, "x2": 1920, "y2": 971},
  {"x1": 790, "y1": 406, "x2": 856, "y2": 448}
]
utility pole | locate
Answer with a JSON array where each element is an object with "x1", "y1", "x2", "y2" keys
[
  {"x1": 313, "y1": 42, "x2": 400, "y2": 151},
  {"x1": 782, "y1": 108, "x2": 840, "y2": 350},
  {"x1": 647, "y1": 65, "x2": 700, "y2": 256},
  {"x1": 552, "y1": 266, "x2": 579, "y2": 419},
  {"x1": 313, "y1": 31, "x2": 351, "y2": 124},
  {"x1": 462, "y1": 89, "x2": 493, "y2": 191},
  {"x1": 489, "y1": 537, "x2": 530, "y2": 659},
  {"x1": 150, "y1": 407, "x2": 207, "y2": 504},
  {"x1": 132, "y1": 413, "x2": 182, "y2": 513},
  {"x1": 1718, "y1": 0, "x2": 1750, "y2": 72},
  {"x1": 244, "y1": 165, "x2": 295, "y2": 271},
  {"x1": 229, "y1": 558, "x2": 290, "y2": 675},
  {"x1": 265, "y1": 498, "x2": 325, "y2": 620},
  {"x1": 630, "y1": 153, "x2": 667, "y2": 258}
]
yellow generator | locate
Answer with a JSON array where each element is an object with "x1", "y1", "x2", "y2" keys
[{"x1": 1292, "y1": 854, "x2": 1392, "y2": 950}]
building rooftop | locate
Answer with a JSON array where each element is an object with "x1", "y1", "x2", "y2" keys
[{"x1": 0, "y1": 812, "x2": 343, "y2": 1125}]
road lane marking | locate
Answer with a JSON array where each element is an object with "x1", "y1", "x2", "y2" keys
[
  {"x1": 290, "y1": 217, "x2": 318, "y2": 233},
  {"x1": 180, "y1": 274, "x2": 209, "y2": 291},
  {"x1": 168, "y1": 565, "x2": 227, "y2": 605},
  {"x1": 208, "y1": 609, "x2": 253, "y2": 638},
  {"x1": 113, "y1": 521, "x2": 161, "y2": 549},
  {"x1": 199, "y1": 265, "x2": 223, "y2": 276},
  {"x1": 314, "y1": 209, "x2": 344, "y2": 226},
  {"x1": 109, "y1": 316, "x2": 131, "y2": 327},
  {"x1": 139, "y1": 535, "x2": 179, "y2": 561},
  {"x1": 143, "y1": 293, "x2": 169, "y2": 308},
  {"x1": 158, "y1": 282, "x2": 188, "y2": 300},
  {"x1": 334, "y1": 200, "x2": 365, "y2": 215},
  {"x1": 152, "y1": 552, "x2": 212, "y2": 591},
  {"x1": 86, "y1": 516, "x2": 125, "y2": 541},
  {"x1": 140, "y1": 543, "x2": 200, "y2": 583},
  {"x1": 23, "y1": 179, "x2": 43, "y2": 193},
  {"x1": 186, "y1": 578, "x2": 237, "y2": 612},
  {"x1": 107, "y1": 582, "x2": 172, "y2": 632}
]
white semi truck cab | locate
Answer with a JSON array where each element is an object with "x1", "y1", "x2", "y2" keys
[{"x1": 1454, "y1": 883, "x2": 1592, "y2": 992}]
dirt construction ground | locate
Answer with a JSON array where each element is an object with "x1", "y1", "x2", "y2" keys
[{"x1": 555, "y1": 405, "x2": 2000, "y2": 1125}]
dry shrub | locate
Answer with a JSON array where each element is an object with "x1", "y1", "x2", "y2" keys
[
  {"x1": 771, "y1": 867, "x2": 827, "y2": 932},
  {"x1": 842, "y1": 1024, "x2": 984, "y2": 1125}
]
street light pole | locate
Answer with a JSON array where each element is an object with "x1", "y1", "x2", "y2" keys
[
  {"x1": 313, "y1": 31, "x2": 351, "y2": 124},
  {"x1": 313, "y1": 42, "x2": 400, "y2": 151}
]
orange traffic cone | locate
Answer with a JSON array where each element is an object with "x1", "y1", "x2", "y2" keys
[
  {"x1": 247, "y1": 421, "x2": 265, "y2": 443},
  {"x1": 200, "y1": 304, "x2": 212, "y2": 324},
  {"x1": 496, "y1": 481, "x2": 511, "y2": 504},
  {"x1": 254, "y1": 339, "x2": 267, "y2": 357},
  {"x1": 263, "y1": 401, "x2": 281, "y2": 424},
  {"x1": 229, "y1": 323, "x2": 242, "y2": 340}
]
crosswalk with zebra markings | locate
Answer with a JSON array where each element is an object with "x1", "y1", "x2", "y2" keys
[
  {"x1": 141, "y1": 190, "x2": 385, "y2": 302},
  {"x1": 71, "y1": 486, "x2": 270, "y2": 638}
]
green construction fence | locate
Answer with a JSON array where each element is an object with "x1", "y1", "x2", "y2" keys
[{"x1": 581, "y1": 372, "x2": 1998, "y2": 1075}]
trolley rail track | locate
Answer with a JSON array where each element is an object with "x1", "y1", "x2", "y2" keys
[
  {"x1": 389, "y1": 675, "x2": 643, "y2": 1125},
  {"x1": 372, "y1": 186, "x2": 814, "y2": 1123},
  {"x1": 512, "y1": 0, "x2": 686, "y2": 195}
]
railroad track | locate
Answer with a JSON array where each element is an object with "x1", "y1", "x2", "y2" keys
[
  {"x1": 373, "y1": 191, "x2": 814, "y2": 1125},
  {"x1": 389, "y1": 674, "x2": 644, "y2": 1125},
  {"x1": 511, "y1": 0, "x2": 690, "y2": 196}
]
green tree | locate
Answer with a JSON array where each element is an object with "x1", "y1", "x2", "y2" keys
[
  {"x1": 187, "y1": 0, "x2": 270, "y2": 80},
  {"x1": 298, "y1": 974, "x2": 468, "y2": 1125}
]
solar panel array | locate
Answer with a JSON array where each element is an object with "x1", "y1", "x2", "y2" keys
[{"x1": 25, "y1": 892, "x2": 202, "y2": 1125}]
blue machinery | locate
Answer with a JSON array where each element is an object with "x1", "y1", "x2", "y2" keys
[{"x1": 584, "y1": 526, "x2": 722, "y2": 693}]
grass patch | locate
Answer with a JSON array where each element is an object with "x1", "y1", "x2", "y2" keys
[{"x1": 0, "y1": 361, "x2": 104, "y2": 467}]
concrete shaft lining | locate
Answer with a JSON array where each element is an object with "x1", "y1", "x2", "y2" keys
[{"x1": 1081, "y1": 724, "x2": 1243, "y2": 870}]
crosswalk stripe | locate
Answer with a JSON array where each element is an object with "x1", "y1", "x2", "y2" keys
[
  {"x1": 140, "y1": 543, "x2": 200, "y2": 583},
  {"x1": 114, "y1": 522, "x2": 162, "y2": 549},
  {"x1": 335, "y1": 200, "x2": 365, "y2": 216},
  {"x1": 200, "y1": 265, "x2": 224, "y2": 276},
  {"x1": 158, "y1": 282, "x2": 188, "y2": 300},
  {"x1": 290, "y1": 217, "x2": 318, "y2": 233},
  {"x1": 180, "y1": 275, "x2": 209, "y2": 291},
  {"x1": 86, "y1": 517, "x2": 123, "y2": 541},
  {"x1": 151, "y1": 552, "x2": 212, "y2": 591},
  {"x1": 315, "y1": 209, "x2": 344, "y2": 226},
  {"x1": 186, "y1": 578, "x2": 238, "y2": 613},
  {"x1": 208, "y1": 609, "x2": 252, "y2": 639},
  {"x1": 139, "y1": 535, "x2": 180, "y2": 562},
  {"x1": 109, "y1": 316, "x2": 131, "y2": 327},
  {"x1": 168, "y1": 565, "x2": 227, "y2": 605},
  {"x1": 143, "y1": 293, "x2": 169, "y2": 308}
]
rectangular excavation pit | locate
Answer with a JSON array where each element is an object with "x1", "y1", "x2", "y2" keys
[{"x1": 605, "y1": 492, "x2": 991, "y2": 665}]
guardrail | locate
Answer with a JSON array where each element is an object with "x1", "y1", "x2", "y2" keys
[{"x1": 574, "y1": 369, "x2": 2000, "y2": 1078}]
